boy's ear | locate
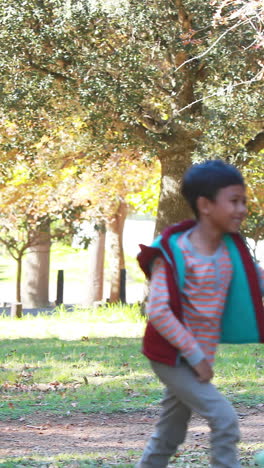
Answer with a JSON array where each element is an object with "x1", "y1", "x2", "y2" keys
[{"x1": 197, "y1": 196, "x2": 211, "y2": 216}]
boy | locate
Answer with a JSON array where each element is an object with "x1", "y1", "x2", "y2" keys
[{"x1": 136, "y1": 159, "x2": 264, "y2": 468}]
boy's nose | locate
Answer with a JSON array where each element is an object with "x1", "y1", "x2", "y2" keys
[{"x1": 239, "y1": 203, "x2": 247, "y2": 216}]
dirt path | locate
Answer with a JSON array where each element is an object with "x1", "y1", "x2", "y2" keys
[{"x1": 0, "y1": 404, "x2": 263, "y2": 461}]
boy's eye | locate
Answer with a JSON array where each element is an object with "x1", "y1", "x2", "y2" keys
[{"x1": 231, "y1": 198, "x2": 247, "y2": 204}]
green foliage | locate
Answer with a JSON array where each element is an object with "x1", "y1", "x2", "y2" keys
[
  {"x1": 0, "y1": 0, "x2": 263, "y2": 234},
  {"x1": 240, "y1": 151, "x2": 264, "y2": 247},
  {"x1": 0, "y1": 0, "x2": 262, "y2": 148},
  {"x1": 126, "y1": 161, "x2": 160, "y2": 217}
]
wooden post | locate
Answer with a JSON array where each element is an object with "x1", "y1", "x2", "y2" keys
[
  {"x1": 56, "y1": 270, "x2": 64, "y2": 305},
  {"x1": 120, "y1": 268, "x2": 126, "y2": 304}
]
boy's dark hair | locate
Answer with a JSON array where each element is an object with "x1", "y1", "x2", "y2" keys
[{"x1": 181, "y1": 159, "x2": 245, "y2": 217}]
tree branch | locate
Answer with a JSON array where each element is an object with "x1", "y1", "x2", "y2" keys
[
  {"x1": 174, "y1": 0, "x2": 193, "y2": 30},
  {"x1": 174, "y1": 18, "x2": 249, "y2": 74},
  {"x1": 245, "y1": 131, "x2": 264, "y2": 153},
  {"x1": 27, "y1": 59, "x2": 75, "y2": 82},
  {"x1": 174, "y1": 68, "x2": 263, "y2": 115}
]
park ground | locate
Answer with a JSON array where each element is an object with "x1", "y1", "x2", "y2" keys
[
  {"x1": 0, "y1": 221, "x2": 264, "y2": 467},
  {"x1": 0, "y1": 403, "x2": 263, "y2": 466}
]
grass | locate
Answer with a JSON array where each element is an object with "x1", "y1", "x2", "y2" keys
[
  {"x1": 0, "y1": 445, "x2": 262, "y2": 467},
  {"x1": 1, "y1": 305, "x2": 263, "y2": 418},
  {"x1": 214, "y1": 345, "x2": 264, "y2": 405},
  {"x1": 0, "y1": 304, "x2": 157, "y2": 420},
  {"x1": 0, "y1": 249, "x2": 16, "y2": 282},
  {"x1": 0, "y1": 304, "x2": 263, "y2": 466},
  {"x1": 0, "y1": 444, "x2": 262, "y2": 467}
]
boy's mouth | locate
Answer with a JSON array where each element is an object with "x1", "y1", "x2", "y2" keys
[{"x1": 232, "y1": 218, "x2": 244, "y2": 227}]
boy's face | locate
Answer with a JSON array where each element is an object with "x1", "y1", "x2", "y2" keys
[{"x1": 203, "y1": 184, "x2": 247, "y2": 233}]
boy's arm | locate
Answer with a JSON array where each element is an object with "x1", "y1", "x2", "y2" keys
[{"x1": 146, "y1": 257, "x2": 206, "y2": 368}]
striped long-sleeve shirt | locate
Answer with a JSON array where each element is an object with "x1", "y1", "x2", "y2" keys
[{"x1": 146, "y1": 230, "x2": 264, "y2": 367}]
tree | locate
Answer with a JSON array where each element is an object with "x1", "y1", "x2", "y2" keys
[
  {"x1": 0, "y1": 104, "x2": 99, "y2": 309},
  {"x1": 84, "y1": 222, "x2": 106, "y2": 305},
  {"x1": 0, "y1": 0, "x2": 263, "y2": 236},
  {"x1": 0, "y1": 102, "x2": 159, "y2": 306},
  {"x1": 0, "y1": 159, "x2": 88, "y2": 316},
  {"x1": 22, "y1": 219, "x2": 51, "y2": 309},
  {"x1": 74, "y1": 153, "x2": 160, "y2": 303}
]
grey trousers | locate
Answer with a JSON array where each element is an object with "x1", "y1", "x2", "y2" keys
[{"x1": 136, "y1": 360, "x2": 241, "y2": 468}]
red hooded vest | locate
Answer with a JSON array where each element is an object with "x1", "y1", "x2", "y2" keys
[{"x1": 137, "y1": 220, "x2": 264, "y2": 366}]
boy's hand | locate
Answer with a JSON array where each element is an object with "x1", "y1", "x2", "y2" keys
[{"x1": 193, "y1": 359, "x2": 214, "y2": 382}]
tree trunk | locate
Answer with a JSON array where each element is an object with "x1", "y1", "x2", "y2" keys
[
  {"x1": 22, "y1": 221, "x2": 51, "y2": 308},
  {"x1": 107, "y1": 200, "x2": 128, "y2": 303},
  {"x1": 155, "y1": 128, "x2": 198, "y2": 235},
  {"x1": 84, "y1": 223, "x2": 106, "y2": 306},
  {"x1": 16, "y1": 255, "x2": 22, "y2": 303},
  {"x1": 10, "y1": 253, "x2": 23, "y2": 318},
  {"x1": 139, "y1": 131, "x2": 197, "y2": 314}
]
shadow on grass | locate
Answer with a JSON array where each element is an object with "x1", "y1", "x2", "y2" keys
[
  {"x1": 0, "y1": 336, "x2": 145, "y2": 365},
  {"x1": 0, "y1": 338, "x2": 263, "y2": 420},
  {"x1": 0, "y1": 336, "x2": 162, "y2": 419}
]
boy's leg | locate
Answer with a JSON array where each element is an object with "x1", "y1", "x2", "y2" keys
[
  {"x1": 151, "y1": 360, "x2": 242, "y2": 468},
  {"x1": 136, "y1": 388, "x2": 191, "y2": 467}
]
